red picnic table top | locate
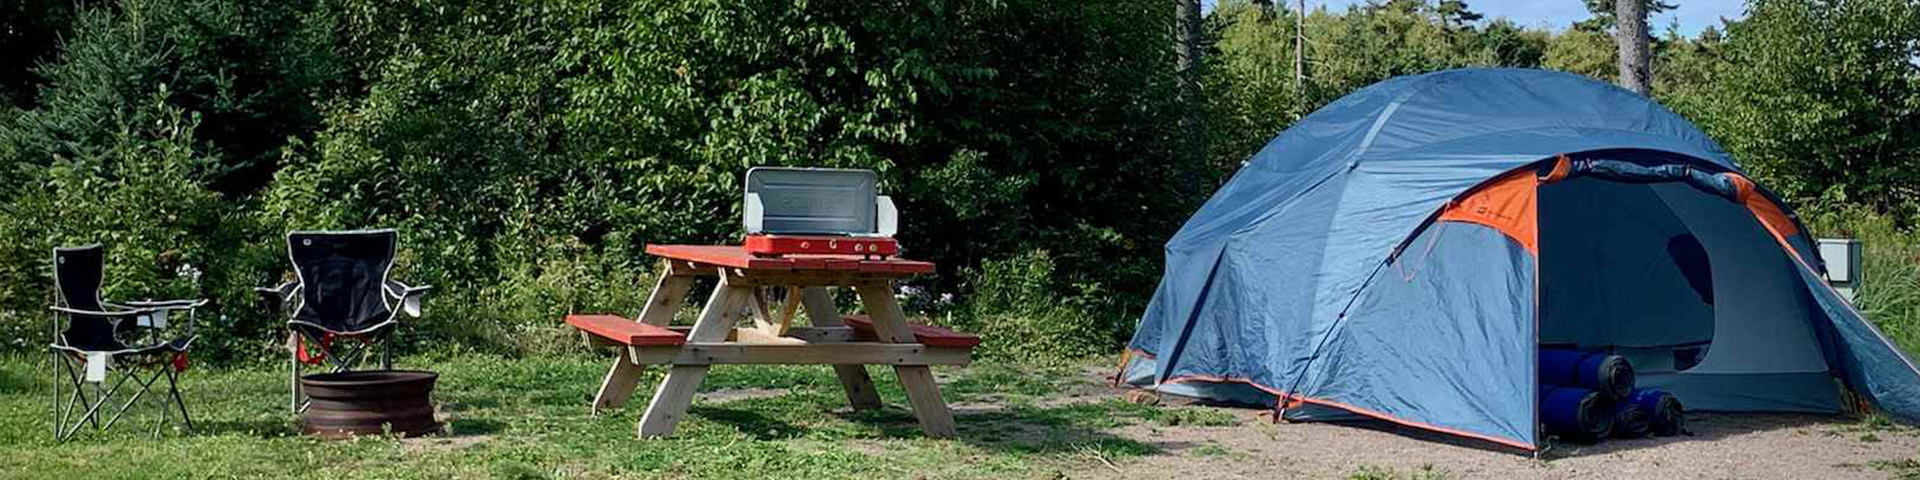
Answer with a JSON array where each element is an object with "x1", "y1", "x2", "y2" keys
[{"x1": 645, "y1": 244, "x2": 935, "y2": 274}]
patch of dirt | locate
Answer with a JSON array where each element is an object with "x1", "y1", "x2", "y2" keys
[
  {"x1": 696, "y1": 388, "x2": 788, "y2": 404},
  {"x1": 947, "y1": 401, "x2": 1008, "y2": 415},
  {"x1": 400, "y1": 434, "x2": 494, "y2": 454},
  {"x1": 1031, "y1": 365, "x2": 1131, "y2": 408},
  {"x1": 845, "y1": 439, "x2": 891, "y2": 456},
  {"x1": 1050, "y1": 364, "x2": 1920, "y2": 479}
]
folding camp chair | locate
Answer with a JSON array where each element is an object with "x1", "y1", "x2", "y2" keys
[
  {"x1": 256, "y1": 229, "x2": 430, "y2": 413},
  {"x1": 48, "y1": 245, "x2": 206, "y2": 441}
]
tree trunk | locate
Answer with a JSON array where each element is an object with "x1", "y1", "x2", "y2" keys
[
  {"x1": 1614, "y1": 0, "x2": 1650, "y2": 95},
  {"x1": 1177, "y1": 0, "x2": 1204, "y2": 172},
  {"x1": 1294, "y1": 0, "x2": 1306, "y2": 93}
]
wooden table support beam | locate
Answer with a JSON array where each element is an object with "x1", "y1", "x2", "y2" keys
[
  {"x1": 805, "y1": 287, "x2": 885, "y2": 410},
  {"x1": 591, "y1": 268, "x2": 692, "y2": 414},
  {"x1": 576, "y1": 245, "x2": 969, "y2": 440},
  {"x1": 855, "y1": 281, "x2": 958, "y2": 438},
  {"x1": 627, "y1": 343, "x2": 972, "y2": 366},
  {"x1": 637, "y1": 281, "x2": 749, "y2": 438}
]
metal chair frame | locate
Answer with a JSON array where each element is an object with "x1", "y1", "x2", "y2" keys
[
  {"x1": 257, "y1": 229, "x2": 429, "y2": 413},
  {"x1": 47, "y1": 245, "x2": 205, "y2": 441}
]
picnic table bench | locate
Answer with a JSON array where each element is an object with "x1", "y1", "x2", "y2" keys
[{"x1": 567, "y1": 244, "x2": 978, "y2": 438}]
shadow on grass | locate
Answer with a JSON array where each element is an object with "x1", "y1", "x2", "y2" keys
[
  {"x1": 447, "y1": 418, "x2": 508, "y2": 436},
  {"x1": 678, "y1": 387, "x2": 1164, "y2": 459},
  {"x1": 439, "y1": 395, "x2": 503, "y2": 412},
  {"x1": 0, "y1": 366, "x2": 34, "y2": 395},
  {"x1": 690, "y1": 405, "x2": 810, "y2": 440},
  {"x1": 194, "y1": 417, "x2": 301, "y2": 438},
  {"x1": 952, "y1": 404, "x2": 1161, "y2": 457},
  {"x1": 811, "y1": 398, "x2": 1169, "y2": 459}
]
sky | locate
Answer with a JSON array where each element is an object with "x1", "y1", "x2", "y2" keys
[{"x1": 1210, "y1": 0, "x2": 1750, "y2": 38}]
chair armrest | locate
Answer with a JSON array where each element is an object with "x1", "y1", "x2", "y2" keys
[
  {"x1": 100, "y1": 299, "x2": 204, "y2": 332},
  {"x1": 117, "y1": 299, "x2": 209, "y2": 309},
  {"x1": 50, "y1": 305, "x2": 156, "y2": 318},
  {"x1": 256, "y1": 281, "x2": 298, "y2": 317},
  {"x1": 384, "y1": 281, "x2": 431, "y2": 318}
]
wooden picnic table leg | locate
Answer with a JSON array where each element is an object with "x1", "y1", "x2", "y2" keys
[
  {"x1": 854, "y1": 281, "x2": 958, "y2": 438},
  {"x1": 592, "y1": 266, "x2": 694, "y2": 414},
  {"x1": 801, "y1": 287, "x2": 884, "y2": 410},
  {"x1": 593, "y1": 347, "x2": 641, "y2": 415},
  {"x1": 637, "y1": 278, "x2": 750, "y2": 438}
]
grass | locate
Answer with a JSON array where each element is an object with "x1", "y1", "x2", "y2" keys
[
  {"x1": 0, "y1": 353, "x2": 1174, "y2": 479},
  {"x1": 1806, "y1": 207, "x2": 1920, "y2": 355},
  {"x1": 1347, "y1": 464, "x2": 1448, "y2": 480},
  {"x1": 1871, "y1": 458, "x2": 1920, "y2": 480}
]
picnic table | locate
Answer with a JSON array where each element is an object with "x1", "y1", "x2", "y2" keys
[{"x1": 568, "y1": 244, "x2": 978, "y2": 438}]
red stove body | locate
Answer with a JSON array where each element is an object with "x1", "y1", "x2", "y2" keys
[{"x1": 744, "y1": 234, "x2": 899, "y2": 257}]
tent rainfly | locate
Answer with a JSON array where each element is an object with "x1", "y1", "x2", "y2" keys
[{"x1": 1121, "y1": 68, "x2": 1920, "y2": 451}]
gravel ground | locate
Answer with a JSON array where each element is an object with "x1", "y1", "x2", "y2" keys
[{"x1": 1075, "y1": 369, "x2": 1920, "y2": 479}]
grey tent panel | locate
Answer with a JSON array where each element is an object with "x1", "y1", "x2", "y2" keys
[{"x1": 745, "y1": 167, "x2": 878, "y2": 235}]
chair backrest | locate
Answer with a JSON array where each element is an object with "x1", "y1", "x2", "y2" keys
[
  {"x1": 287, "y1": 230, "x2": 398, "y2": 332},
  {"x1": 53, "y1": 245, "x2": 123, "y2": 350},
  {"x1": 744, "y1": 167, "x2": 885, "y2": 235}
]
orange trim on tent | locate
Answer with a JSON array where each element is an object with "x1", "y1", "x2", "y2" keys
[
  {"x1": 1120, "y1": 349, "x2": 1536, "y2": 450},
  {"x1": 1541, "y1": 155, "x2": 1572, "y2": 183},
  {"x1": 1438, "y1": 169, "x2": 1541, "y2": 253},
  {"x1": 1727, "y1": 174, "x2": 1801, "y2": 239},
  {"x1": 1153, "y1": 371, "x2": 1537, "y2": 451}
]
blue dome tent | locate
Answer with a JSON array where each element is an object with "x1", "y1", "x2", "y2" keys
[{"x1": 1120, "y1": 68, "x2": 1920, "y2": 451}]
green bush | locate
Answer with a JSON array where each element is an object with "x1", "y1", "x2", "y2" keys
[
  {"x1": 1805, "y1": 206, "x2": 1920, "y2": 356},
  {"x1": 953, "y1": 250, "x2": 1130, "y2": 362},
  {"x1": 0, "y1": 89, "x2": 265, "y2": 359},
  {"x1": 4, "y1": 0, "x2": 1918, "y2": 366}
]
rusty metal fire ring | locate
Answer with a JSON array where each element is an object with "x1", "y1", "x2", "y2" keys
[{"x1": 299, "y1": 370, "x2": 442, "y2": 439}]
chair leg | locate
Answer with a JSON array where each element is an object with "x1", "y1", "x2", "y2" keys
[
  {"x1": 166, "y1": 367, "x2": 193, "y2": 434},
  {"x1": 50, "y1": 351, "x2": 64, "y2": 440},
  {"x1": 92, "y1": 378, "x2": 103, "y2": 429},
  {"x1": 153, "y1": 379, "x2": 168, "y2": 438},
  {"x1": 99, "y1": 367, "x2": 163, "y2": 432},
  {"x1": 55, "y1": 356, "x2": 100, "y2": 431},
  {"x1": 60, "y1": 365, "x2": 135, "y2": 441},
  {"x1": 56, "y1": 359, "x2": 86, "y2": 433},
  {"x1": 314, "y1": 337, "x2": 361, "y2": 373},
  {"x1": 289, "y1": 352, "x2": 303, "y2": 414}
]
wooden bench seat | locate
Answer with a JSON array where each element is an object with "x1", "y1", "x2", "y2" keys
[
  {"x1": 841, "y1": 315, "x2": 982, "y2": 348},
  {"x1": 566, "y1": 314, "x2": 687, "y2": 346}
]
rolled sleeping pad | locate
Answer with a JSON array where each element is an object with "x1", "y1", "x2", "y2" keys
[
  {"x1": 1539, "y1": 349, "x2": 1635, "y2": 399},
  {"x1": 1540, "y1": 386, "x2": 1615, "y2": 443},
  {"x1": 1626, "y1": 388, "x2": 1685, "y2": 436},
  {"x1": 1611, "y1": 402, "x2": 1653, "y2": 439}
]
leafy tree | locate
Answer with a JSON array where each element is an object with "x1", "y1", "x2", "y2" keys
[
  {"x1": 1679, "y1": 0, "x2": 1920, "y2": 215},
  {"x1": 2, "y1": 0, "x2": 342, "y2": 198},
  {"x1": 1653, "y1": 24, "x2": 1724, "y2": 105},
  {"x1": 0, "y1": 0, "x2": 78, "y2": 109},
  {"x1": 1575, "y1": 0, "x2": 1678, "y2": 32},
  {"x1": 267, "y1": 0, "x2": 1200, "y2": 355},
  {"x1": 1436, "y1": 0, "x2": 1483, "y2": 29},
  {"x1": 1543, "y1": 27, "x2": 1616, "y2": 79},
  {"x1": 1478, "y1": 18, "x2": 1550, "y2": 67}
]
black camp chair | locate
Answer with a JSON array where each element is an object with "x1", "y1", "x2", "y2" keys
[
  {"x1": 257, "y1": 229, "x2": 430, "y2": 412},
  {"x1": 49, "y1": 245, "x2": 206, "y2": 441}
]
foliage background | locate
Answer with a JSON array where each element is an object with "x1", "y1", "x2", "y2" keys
[{"x1": 2, "y1": 0, "x2": 1916, "y2": 363}]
